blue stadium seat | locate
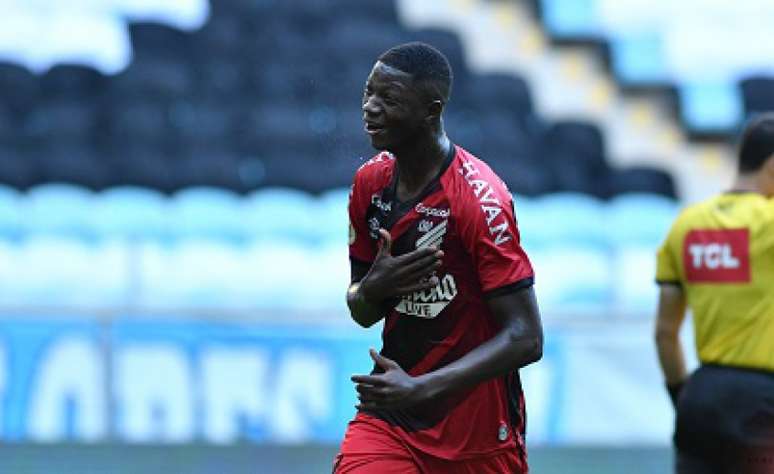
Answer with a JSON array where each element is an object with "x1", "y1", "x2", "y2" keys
[
  {"x1": 23, "y1": 184, "x2": 96, "y2": 240},
  {"x1": 0, "y1": 185, "x2": 22, "y2": 240},
  {"x1": 245, "y1": 240, "x2": 321, "y2": 310},
  {"x1": 607, "y1": 193, "x2": 679, "y2": 247},
  {"x1": 92, "y1": 186, "x2": 169, "y2": 240},
  {"x1": 741, "y1": 76, "x2": 774, "y2": 115},
  {"x1": 681, "y1": 81, "x2": 743, "y2": 132},
  {"x1": 0, "y1": 237, "x2": 130, "y2": 307},
  {"x1": 611, "y1": 32, "x2": 669, "y2": 84},
  {"x1": 243, "y1": 187, "x2": 318, "y2": 243},
  {"x1": 169, "y1": 187, "x2": 246, "y2": 242},
  {"x1": 613, "y1": 244, "x2": 659, "y2": 315},
  {"x1": 317, "y1": 187, "x2": 350, "y2": 246},
  {"x1": 301, "y1": 242, "x2": 350, "y2": 311},
  {"x1": 136, "y1": 240, "x2": 251, "y2": 310},
  {"x1": 530, "y1": 244, "x2": 612, "y2": 313},
  {"x1": 523, "y1": 193, "x2": 608, "y2": 248},
  {"x1": 541, "y1": 0, "x2": 598, "y2": 38}
]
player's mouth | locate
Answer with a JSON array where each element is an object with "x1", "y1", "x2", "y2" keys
[{"x1": 364, "y1": 121, "x2": 386, "y2": 136}]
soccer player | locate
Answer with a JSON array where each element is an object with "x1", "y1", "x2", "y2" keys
[
  {"x1": 655, "y1": 113, "x2": 774, "y2": 474},
  {"x1": 334, "y1": 42, "x2": 543, "y2": 473}
]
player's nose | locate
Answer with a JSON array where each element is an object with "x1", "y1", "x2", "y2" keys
[{"x1": 362, "y1": 95, "x2": 380, "y2": 116}]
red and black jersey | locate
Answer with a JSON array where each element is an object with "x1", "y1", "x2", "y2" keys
[{"x1": 346, "y1": 144, "x2": 535, "y2": 463}]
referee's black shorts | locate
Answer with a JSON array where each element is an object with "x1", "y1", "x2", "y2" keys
[{"x1": 675, "y1": 364, "x2": 774, "y2": 474}]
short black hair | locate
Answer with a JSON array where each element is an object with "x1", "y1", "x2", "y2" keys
[
  {"x1": 738, "y1": 112, "x2": 774, "y2": 173},
  {"x1": 378, "y1": 42, "x2": 453, "y2": 103}
]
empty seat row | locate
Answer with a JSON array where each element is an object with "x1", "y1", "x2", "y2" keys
[
  {"x1": 0, "y1": 236, "x2": 660, "y2": 316},
  {"x1": 0, "y1": 184, "x2": 679, "y2": 248},
  {"x1": 538, "y1": 0, "x2": 774, "y2": 134}
]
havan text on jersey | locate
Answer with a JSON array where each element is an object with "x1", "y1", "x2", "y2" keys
[{"x1": 458, "y1": 159, "x2": 512, "y2": 245}]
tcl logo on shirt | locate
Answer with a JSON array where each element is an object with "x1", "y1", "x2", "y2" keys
[{"x1": 683, "y1": 229, "x2": 750, "y2": 283}]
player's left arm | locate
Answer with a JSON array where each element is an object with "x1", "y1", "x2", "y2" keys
[
  {"x1": 352, "y1": 286, "x2": 542, "y2": 410},
  {"x1": 654, "y1": 283, "x2": 688, "y2": 407}
]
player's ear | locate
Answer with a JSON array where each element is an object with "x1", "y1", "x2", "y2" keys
[
  {"x1": 763, "y1": 154, "x2": 774, "y2": 195},
  {"x1": 426, "y1": 99, "x2": 443, "y2": 122}
]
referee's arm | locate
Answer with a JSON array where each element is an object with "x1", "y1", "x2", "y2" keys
[{"x1": 654, "y1": 284, "x2": 689, "y2": 407}]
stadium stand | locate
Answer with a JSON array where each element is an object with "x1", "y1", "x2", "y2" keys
[
  {"x1": 534, "y1": 0, "x2": 774, "y2": 135},
  {"x1": 0, "y1": 0, "x2": 711, "y2": 317}
]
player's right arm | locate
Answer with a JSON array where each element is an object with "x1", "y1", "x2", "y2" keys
[
  {"x1": 347, "y1": 229, "x2": 442, "y2": 328},
  {"x1": 346, "y1": 162, "x2": 441, "y2": 328}
]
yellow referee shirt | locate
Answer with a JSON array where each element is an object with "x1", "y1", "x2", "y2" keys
[{"x1": 656, "y1": 192, "x2": 774, "y2": 371}]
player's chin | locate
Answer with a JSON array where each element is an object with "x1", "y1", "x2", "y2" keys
[{"x1": 367, "y1": 134, "x2": 391, "y2": 150}]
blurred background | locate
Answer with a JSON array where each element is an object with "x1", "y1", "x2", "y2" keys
[{"x1": 0, "y1": 0, "x2": 771, "y2": 472}]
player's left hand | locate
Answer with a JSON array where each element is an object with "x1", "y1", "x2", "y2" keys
[{"x1": 351, "y1": 348, "x2": 431, "y2": 411}]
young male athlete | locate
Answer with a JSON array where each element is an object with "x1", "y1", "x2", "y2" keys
[
  {"x1": 334, "y1": 42, "x2": 543, "y2": 473},
  {"x1": 655, "y1": 113, "x2": 774, "y2": 474}
]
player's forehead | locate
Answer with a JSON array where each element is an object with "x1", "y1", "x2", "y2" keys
[{"x1": 365, "y1": 61, "x2": 415, "y2": 94}]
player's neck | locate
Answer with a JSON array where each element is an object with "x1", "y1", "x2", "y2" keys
[
  {"x1": 392, "y1": 132, "x2": 451, "y2": 200},
  {"x1": 731, "y1": 173, "x2": 765, "y2": 195}
]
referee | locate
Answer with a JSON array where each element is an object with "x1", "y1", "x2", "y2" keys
[{"x1": 655, "y1": 113, "x2": 774, "y2": 474}]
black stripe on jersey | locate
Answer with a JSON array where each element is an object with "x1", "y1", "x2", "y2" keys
[
  {"x1": 504, "y1": 371, "x2": 528, "y2": 465},
  {"x1": 656, "y1": 279, "x2": 682, "y2": 287},
  {"x1": 375, "y1": 143, "x2": 456, "y2": 231},
  {"x1": 484, "y1": 277, "x2": 535, "y2": 299}
]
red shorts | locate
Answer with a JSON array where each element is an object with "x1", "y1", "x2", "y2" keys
[{"x1": 333, "y1": 416, "x2": 526, "y2": 474}]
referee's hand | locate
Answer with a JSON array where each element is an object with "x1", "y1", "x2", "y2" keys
[
  {"x1": 359, "y1": 228, "x2": 443, "y2": 303},
  {"x1": 667, "y1": 381, "x2": 685, "y2": 409}
]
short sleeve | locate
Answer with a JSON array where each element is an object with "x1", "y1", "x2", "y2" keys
[
  {"x1": 456, "y1": 183, "x2": 534, "y2": 295},
  {"x1": 656, "y1": 219, "x2": 682, "y2": 285},
  {"x1": 348, "y1": 173, "x2": 377, "y2": 264}
]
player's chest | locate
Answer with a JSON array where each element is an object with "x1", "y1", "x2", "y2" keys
[{"x1": 365, "y1": 191, "x2": 470, "y2": 319}]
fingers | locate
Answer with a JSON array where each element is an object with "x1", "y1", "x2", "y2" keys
[
  {"x1": 350, "y1": 374, "x2": 386, "y2": 386},
  {"x1": 376, "y1": 229, "x2": 392, "y2": 258},
  {"x1": 395, "y1": 278, "x2": 440, "y2": 296},
  {"x1": 370, "y1": 348, "x2": 399, "y2": 370},
  {"x1": 397, "y1": 252, "x2": 443, "y2": 280},
  {"x1": 394, "y1": 246, "x2": 441, "y2": 264}
]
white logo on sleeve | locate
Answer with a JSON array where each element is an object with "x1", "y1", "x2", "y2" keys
[{"x1": 458, "y1": 159, "x2": 512, "y2": 246}]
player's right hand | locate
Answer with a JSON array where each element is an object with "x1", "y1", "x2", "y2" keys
[{"x1": 359, "y1": 228, "x2": 443, "y2": 302}]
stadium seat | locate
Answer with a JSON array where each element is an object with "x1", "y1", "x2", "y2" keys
[
  {"x1": 0, "y1": 62, "x2": 39, "y2": 112},
  {"x1": 607, "y1": 166, "x2": 677, "y2": 199},
  {"x1": 0, "y1": 148, "x2": 36, "y2": 190},
  {"x1": 0, "y1": 237, "x2": 130, "y2": 307},
  {"x1": 36, "y1": 13, "x2": 130, "y2": 74},
  {"x1": 115, "y1": 0, "x2": 210, "y2": 30},
  {"x1": 168, "y1": 187, "x2": 247, "y2": 242},
  {"x1": 606, "y1": 193, "x2": 679, "y2": 247},
  {"x1": 243, "y1": 187, "x2": 318, "y2": 243},
  {"x1": 612, "y1": 244, "x2": 659, "y2": 315},
  {"x1": 317, "y1": 187, "x2": 351, "y2": 246},
  {"x1": 529, "y1": 244, "x2": 613, "y2": 313},
  {"x1": 244, "y1": 240, "x2": 320, "y2": 310},
  {"x1": 22, "y1": 184, "x2": 97, "y2": 240},
  {"x1": 39, "y1": 64, "x2": 108, "y2": 100},
  {"x1": 135, "y1": 239, "x2": 252, "y2": 310},
  {"x1": 91, "y1": 186, "x2": 170, "y2": 241},
  {"x1": 542, "y1": 121, "x2": 612, "y2": 197},
  {"x1": 680, "y1": 81, "x2": 743, "y2": 133},
  {"x1": 34, "y1": 146, "x2": 111, "y2": 191},
  {"x1": 523, "y1": 193, "x2": 609, "y2": 248},
  {"x1": 0, "y1": 185, "x2": 22, "y2": 240},
  {"x1": 740, "y1": 76, "x2": 774, "y2": 116}
]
